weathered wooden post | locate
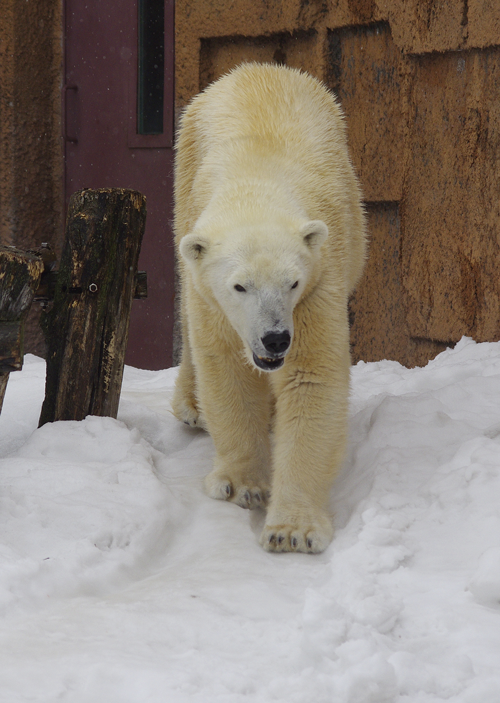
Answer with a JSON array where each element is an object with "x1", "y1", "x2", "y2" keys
[
  {"x1": 39, "y1": 188, "x2": 146, "y2": 426},
  {"x1": 0, "y1": 246, "x2": 44, "y2": 413}
]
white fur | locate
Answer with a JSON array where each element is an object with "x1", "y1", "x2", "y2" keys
[{"x1": 172, "y1": 63, "x2": 367, "y2": 553}]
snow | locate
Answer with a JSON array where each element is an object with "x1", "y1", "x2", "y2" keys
[{"x1": 1, "y1": 337, "x2": 500, "y2": 702}]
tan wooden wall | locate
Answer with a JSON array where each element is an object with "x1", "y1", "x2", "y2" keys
[{"x1": 175, "y1": 0, "x2": 500, "y2": 367}]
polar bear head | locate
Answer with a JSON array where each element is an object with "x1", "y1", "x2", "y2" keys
[{"x1": 179, "y1": 218, "x2": 328, "y2": 371}]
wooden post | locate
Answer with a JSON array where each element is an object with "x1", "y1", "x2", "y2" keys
[
  {"x1": 0, "y1": 374, "x2": 8, "y2": 414},
  {"x1": 39, "y1": 188, "x2": 146, "y2": 426},
  {"x1": 0, "y1": 246, "x2": 44, "y2": 413}
]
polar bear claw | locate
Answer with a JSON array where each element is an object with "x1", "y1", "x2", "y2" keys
[
  {"x1": 172, "y1": 394, "x2": 206, "y2": 430},
  {"x1": 205, "y1": 471, "x2": 269, "y2": 509},
  {"x1": 260, "y1": 519, "x2": 334, "y2": 554}
]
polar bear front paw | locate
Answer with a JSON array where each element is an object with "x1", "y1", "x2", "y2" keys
[
  {"x1": 260, "y1": 513, "x2": 333, "y2": 554},
  {"x1": 205, "y1": 470, "x2": 270, "y2": 509},
  {"x1": 172, "y1": 393, "x2": 206, "y2": 430}
]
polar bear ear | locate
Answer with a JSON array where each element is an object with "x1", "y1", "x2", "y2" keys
[
  {"x1": 179, "y1": 233, "x2": 210, "y2": 262},
  {"x1": 300, "y1": 220, "x2": 328, "y2": 251}
]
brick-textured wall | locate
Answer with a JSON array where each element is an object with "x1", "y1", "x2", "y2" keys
[{"x1": 176, "y1": 0, "x2": 500, "y2": 367}]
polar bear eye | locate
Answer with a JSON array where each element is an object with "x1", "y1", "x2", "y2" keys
[
  {"x1": 291, "y1": 281, "x2": 299, "y2": 289},
  {"x1": 234, "y1": 284, "x2": 246, "y2": 292}
]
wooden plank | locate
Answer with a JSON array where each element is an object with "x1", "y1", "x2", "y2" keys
[
  {"x1": 0, "y1": 373, "x2": 8, "y2": 414},
  {"x1": 39, "y1": 188, "x2": 146, "y2": 426}
]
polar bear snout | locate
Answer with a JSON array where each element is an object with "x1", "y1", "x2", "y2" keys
[
  {"x1": 261, "y1": 331, "x2": 291, "y2": 355},
  {"x1": 252, "y1": 330, "x2": 291, "y2": 371}
]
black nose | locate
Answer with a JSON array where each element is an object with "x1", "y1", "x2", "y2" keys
[{"x1": 261, "y1": 331, "x2": 291, "y2": 355}]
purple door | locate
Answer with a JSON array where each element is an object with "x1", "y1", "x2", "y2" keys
[{"x1": 64, "y1": 0, "x2": 175, "y2": 370}]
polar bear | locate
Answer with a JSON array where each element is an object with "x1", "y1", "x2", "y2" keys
[{"x1": 172, "y1": 63, "x2": 366, "y2": 553}]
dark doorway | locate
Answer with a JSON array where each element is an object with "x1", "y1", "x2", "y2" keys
[{"x1": 63, "y1": 0, "x2": 175, "y2": 370}]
